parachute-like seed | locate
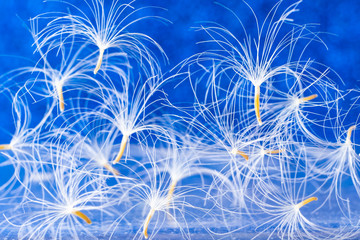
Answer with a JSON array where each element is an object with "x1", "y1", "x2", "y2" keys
[{"x1": 31, "y1": 0, "x2": 168, "y2": 77}]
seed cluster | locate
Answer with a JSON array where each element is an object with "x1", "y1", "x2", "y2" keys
[{"x1": 0, "y1": 1, "x2": 359, "y2": 239}]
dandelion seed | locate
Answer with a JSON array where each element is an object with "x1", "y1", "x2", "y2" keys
[
  {"x1": 7, "y1": 148, "x2": 117, "y2": 240},
  {"x1": 171, "y1": 66, "x2": 256, "y2": 178},
  {"x1": 259, "y1": 64, "x2": 341, "y2": 143},
  {"x1": 249, "y1": 173, "x2": 348, "y2": 240},
  {"x1": 32, "y1": 0, "x2": 168, "y2": 77},
  {"x1": 184, "y1": 1, "x2": 313, "y2": 126},
  {"x1": 307, "y1": 122, "x2": 360, "y2": 214},
  {"x1": 0, "y1": 91, "x2": 54, "y2": 157},
  {"x1": 155, "y1": 133, "x2": 239, "y2": 210},
  {"x1": 86, "y1": 73, "x2": 171, "y2": 165},
  {"x1": 64, "y1": 116, "x2": 121, "y2": 176},
  {"x1": 21, "y1": 34, "x2": 97, "y2": 112}
]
